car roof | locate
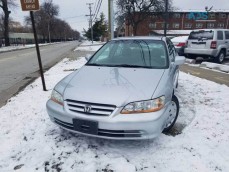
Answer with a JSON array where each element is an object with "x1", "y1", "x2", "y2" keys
[{"x1": 112, "y1": 36, "x2": 165, "y2": 41}]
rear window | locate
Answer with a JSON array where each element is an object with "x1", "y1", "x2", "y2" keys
[{"x1": 189, "y1": 30, "x2": 214, "y2": 40}]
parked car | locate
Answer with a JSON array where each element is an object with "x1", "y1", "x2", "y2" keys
[
  {"x1": 171, "y1": 36, "x2": 188, "y2": 56},
  {"x1": 185, "y1": 29, "x2": 229, "y2": 63},
  {"x1": 46, "y1": 37, "x2": 185, "y2": 140}
]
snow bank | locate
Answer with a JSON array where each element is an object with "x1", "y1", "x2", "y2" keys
[
  {"x1": 0, "y1": 56, "x2": 229, "y2": 171},
  {"x1": 0, "y1": 43, "x2": 60, "y2": 53},
  {"x1": 74, "y1": 41, "x2": 104, "y2": 52},
  {"x1": 200, "y1": 62, "x2": 229, "y2": 73}
]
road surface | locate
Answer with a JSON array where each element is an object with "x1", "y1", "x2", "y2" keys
[{"x1": 0, "y1": 41, "x2": 79, "y2": 107}]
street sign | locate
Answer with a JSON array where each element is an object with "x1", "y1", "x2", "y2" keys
[{"x1": 20, "y1": 0, "x2": 40, "y2": 11}]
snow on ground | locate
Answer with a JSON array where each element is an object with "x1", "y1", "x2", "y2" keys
[
  {"x1": 0, "y1": 43, "x2": 59, "y2": 53},
  {"x1": 1, "y1": 60, "x2": 229, "y2": 171},
  {"x1": 74, "y1": 41, "x2": 104, "y2": 52}
]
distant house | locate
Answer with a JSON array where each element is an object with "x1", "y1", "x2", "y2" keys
[{"x1": 125, "y1": 9, "x2": 229, "y2": 36}]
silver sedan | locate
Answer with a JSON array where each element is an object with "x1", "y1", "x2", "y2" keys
[{"x1": 46, "y1": 37, "x2": 185, "y2": 140}]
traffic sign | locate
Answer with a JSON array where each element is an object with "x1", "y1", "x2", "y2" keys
[{"x1": 20, "y1": 0, "x2": 40, "y2": 11}]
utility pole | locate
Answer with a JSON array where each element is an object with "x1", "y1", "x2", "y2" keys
[
  {"x1": 164, "y1": 0, "x2": 168, "y2": 37},
  {"x1": 108, "y1": 0, "x2": 114, "y2": 40},
  {"x1": 86, "y1": 3, "x2": 94, "y2": 44}
]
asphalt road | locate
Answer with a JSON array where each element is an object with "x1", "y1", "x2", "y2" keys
[{"x1": 0, "y1": 41, "x2": 80, "y2": 107}]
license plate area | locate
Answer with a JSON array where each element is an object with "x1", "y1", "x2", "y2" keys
[{"x1": 73, "y1": 118, "x2": 98, "y2": 135}]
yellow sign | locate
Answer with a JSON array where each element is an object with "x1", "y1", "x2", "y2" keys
[{"x1": 20, "y1": 0, "x2": 40, "y2": 11}]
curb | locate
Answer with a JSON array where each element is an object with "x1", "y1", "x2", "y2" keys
[
  {"x1": 185, "y1": 58, "x2": 229, "y2": 73},
  {"x1": 0, "y1": 42, "x2": 62, "y2": 54}
]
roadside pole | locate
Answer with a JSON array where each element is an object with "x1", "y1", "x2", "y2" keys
[
  {"x1": 108, "y1": 0, "x2": 114, "y2": 40},
  {"x1": 20, "y1": 0, "x2": 47, "y2": 91},
  {"x1": 30, "y1": 11, "x2": 47, "y2": 91}
]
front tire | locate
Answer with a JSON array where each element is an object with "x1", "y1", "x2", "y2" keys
[
  {"x1": 214, "y1": 50, "x2": 225, "y2": 64},
  {"x1": 163, "y1": 95, "x2": 179, "y2": 132}
]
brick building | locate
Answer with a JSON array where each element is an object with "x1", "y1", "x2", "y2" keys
[{"x1": 125, "y1": 10, "x2": 229, "y2": 36}]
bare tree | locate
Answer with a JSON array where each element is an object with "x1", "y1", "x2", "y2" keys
[
  {"x1": 25, "y1": 0, "x2": 59, "y2": 42},
  {"x1": 0, "y1": 0, "x2": 17, "y2": 46},
  {"x1": 116, "y1": 0, "x2": 173, "y2": 36},
  {"x1": 24, "y1": 0, "x2": 79, "y2": 42}
]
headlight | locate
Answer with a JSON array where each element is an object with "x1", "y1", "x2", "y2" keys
[
  {"x1": 51, "y1": 90, "x2": 64, "y2": 106},
  {"x1": 121, "y1": 96, "x2": 165, "y2": 114}
]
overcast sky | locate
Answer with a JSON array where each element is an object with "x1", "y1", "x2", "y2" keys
[{"x1": 10, "y1": 0, "x2": 229, "y2": 34}]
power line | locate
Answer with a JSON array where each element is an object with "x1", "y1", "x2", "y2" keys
[
  {"x1": 93, "y1": 0, "x2": 99, "y2": 15},
  {"x1": 92, "y1": 0, "x2": 101, "y2": 21},
  {"x1": 64, "y1": 15, "x2": 85, "y2": 20},
  {"x1": 93, "y1": 0, "x2": 103, "y2": 22}
]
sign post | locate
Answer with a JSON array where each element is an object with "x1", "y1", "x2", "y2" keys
[{"x1": 20, "y1": 0, "x2": 47, "y2": 91}]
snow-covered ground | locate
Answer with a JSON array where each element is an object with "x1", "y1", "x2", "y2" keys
[
  {"x1": 74, "y1": 41, "x2": 104, "y2": 52},
  {"x1": 0, "y1": 43, "x2": 60, "y2": 53},
  {"x1": 0, "y1": 54, "x2": 229, "y2": 171}
]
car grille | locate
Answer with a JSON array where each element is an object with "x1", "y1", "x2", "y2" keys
[
  {"x1": 54, "y1": 118, "x2": 142, "y2": 138},
  {"x1": 66, "y1": 99, "x2": 116, "y2": 116}
]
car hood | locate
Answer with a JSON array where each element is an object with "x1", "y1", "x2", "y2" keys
[{"x1": 63, "y1": 66, "x2": 165, "y2": 107}]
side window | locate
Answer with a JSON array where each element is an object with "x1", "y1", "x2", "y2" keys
[
  {"x1": 225, "y1": 31, "x2": 229, "y2": 40},
  {"x1": 217, "y1": 31, "x2": 223, "y2": 40},
  {"x1": 166, "y1": 39, "x2": 176, "y2": 61}
]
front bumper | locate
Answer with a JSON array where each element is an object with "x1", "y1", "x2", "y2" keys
[
  {"x1": 46, "y1": 100, "x2": 171, "y2": 140},
  {"x1": 185, "y1": 48, "x2": 218, "y2": 57}
]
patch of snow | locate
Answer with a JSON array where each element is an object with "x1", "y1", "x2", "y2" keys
[
  {"x1": 0, "y1": 55, "x2": 229, "y2": 171},
  {"x1": 201, "y1": 62, "x2": 229, "y2": 73},
  {"x1": 74, "y1": 41, "x2": 104, "y2": 52},
  {"x1": 0, "y1": 43, "x2": 60, "y2": 53}
]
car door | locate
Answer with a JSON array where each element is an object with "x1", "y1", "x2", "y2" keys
[
  {"x1": 217, "y1": 30, "x2": 224, "y2": 51},
  {"x1": 166, "y1": 38, "x2": 179, "y2": 90},
  {"x1": 225, "y1": 31, "x2": 229, "y2": 56}
]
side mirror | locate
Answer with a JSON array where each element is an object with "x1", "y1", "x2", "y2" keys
[
  {"x1": 174, "y1": 56, "x2": 185, "y2": 65},
  {"x1": 85, "y1": 54, "x2": 92, "y2": 61}
]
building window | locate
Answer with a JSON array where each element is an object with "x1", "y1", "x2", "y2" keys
[
  {"x1": 173, "y1": 23, "x2": 180, "y2": 29},
  {"x1": 174, "y1": 13, "x2": 180, "y2": 18},
  {"x1": 207, "y1": 23, "x2": 215, "y2": 28},
  {"x1": 161, "y1": 23, "x2": 169, "y2": 29},
  {"x1": 218, "y1": 23, "x2": 224, "y2": 28},
  {"x1": 185, "y1": 13, "x2": 190, "y2": 18},
  {"x1": 196, "y1": 23, "x2": 203, "y2": 29},
  {"x1": 149, "y1": 23, "x2": 157, "y2": 29},
  {"x1": 151, "y1": 15, "x2": 157, "y2": 19},
  {"x1": 184, "y1": 23, "x2": 192, "y2": 28},
  {"x1": 209, "y1": 13, "x2": 215, "y2": 19},
  {"x1": 220, "y1": 13, "x2": 227, "y2": 18}
]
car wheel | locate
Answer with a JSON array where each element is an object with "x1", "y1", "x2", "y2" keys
[
  {"x1": 163, "y1": 95, "x2": 179, "y2": 132},
  {"x1": 214, "y1": 50, "x2": 225, "y2": 64}
]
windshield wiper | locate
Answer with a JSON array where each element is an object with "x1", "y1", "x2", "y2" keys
[
  {"x1": 86, "y1": 63, "x2": 107, "y2": 66},
  {"x1": 114, "y1": 64, "x2": 151, "y2": 68}
]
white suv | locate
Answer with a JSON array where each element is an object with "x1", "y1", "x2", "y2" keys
[{"x1": 185, "y1": 29, "x2": 229, "y2": 63}]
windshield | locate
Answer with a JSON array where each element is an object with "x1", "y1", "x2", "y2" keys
[
  {"x1": 87, "y1": 40, "x2": 168, "y2": 69},
  {"x1": 189, "y1": 30, "x2": 214, "y2": 40}
]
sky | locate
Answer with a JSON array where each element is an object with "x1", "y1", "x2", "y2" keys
[{"x1": 8, "y1": 0, "x2": 229, "y2": 34}]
